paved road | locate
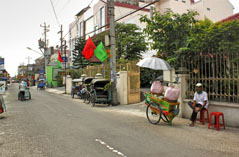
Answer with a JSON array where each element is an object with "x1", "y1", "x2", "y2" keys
[{"x1": 0, "y1": 84, "x2": 239, "y2": 157}]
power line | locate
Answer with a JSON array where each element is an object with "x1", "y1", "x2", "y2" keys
[
  {"x1": 54, "y1": 0, "x2": 158, "y2": 47},
  {"x1": 49, "y1": 0, "x2": 61, "y2": 29},
  {"x1": 54, "y1": 0, "x2": 95, "y2": 46},
  {"x1": 85, "y1": 0, "x2": 159, "y2": 36}
]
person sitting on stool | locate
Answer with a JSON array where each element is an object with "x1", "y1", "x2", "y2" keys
[{"x1": 188, "y1": 83, "x2": 208, "y2": 127}]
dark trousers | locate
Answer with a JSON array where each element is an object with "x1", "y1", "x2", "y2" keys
[{"x1": 188, "y1": 101, "x2": 206, "y2": 122}]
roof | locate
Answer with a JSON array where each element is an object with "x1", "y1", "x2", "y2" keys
[
  {"x1": 91, "y1": 79, "x2": 109, "y2": 84},
  {"x1": 72, "y1": 78, "x2": 83, "y2": 82},
  {"x1": 221, "y1": 13, "x2": 239, "y2": 23},
  {"x1": 75, "y1": 6, "x2": 90, "y2": 17}
]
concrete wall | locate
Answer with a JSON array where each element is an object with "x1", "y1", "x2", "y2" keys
[
  {"x1": 117, "y1": 71, "x2": 128, "y2": 105},
  {"x1": 183, "y1": 99, "x2": 239, "y2": 128},
  {"x1": 66, "y1": 75, "x2": 72, "y2": 94},
  {"x1": 115, "y1": 4, "x2": 150, "y2": 29}
]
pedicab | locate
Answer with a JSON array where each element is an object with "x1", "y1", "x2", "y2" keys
[
  {"x1": 71, "y1": 78, "x2": 83, "y2": 99},
  {"x1": 82, "y1": 77, "x2": 95, "y2": 104},
  {"x1": 145, "y1": 90, "x2": 180, "y2": 125},
  {"x1": 37, "y1": 79, "x2": 45, "y2": 90},
  {"x1": 89, "y1": 79, "x2": 111, "y2": 107}
]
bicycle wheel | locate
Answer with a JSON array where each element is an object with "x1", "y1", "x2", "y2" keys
[
  {"x1": 90, "y1": 93, "x2": 96, "y2": 107},
  {"x1": 85, "y1": 93, "x2": 91, "y2": 104},
  {"x1": 146, "y1": 103, "x2": 161, "y2": 125}
]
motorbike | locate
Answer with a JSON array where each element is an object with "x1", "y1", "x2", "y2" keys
[
  {"x1": 18, "y1": 87, "x2": 31, "y2": 101},
  {"x1": 37, "y1": 79, "x2": 45, "y2": 90}
]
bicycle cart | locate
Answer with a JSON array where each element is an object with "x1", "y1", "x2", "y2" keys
[{"x1": 145, "y1": 92, "x2": 180, "y2": 125}]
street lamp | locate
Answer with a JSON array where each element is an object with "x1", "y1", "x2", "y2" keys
[
  {"x1": 26, "y1": 47, "x2": 46, "y2": 77},
  {"x1": 26, "y1": 47, "x2": 43, "y2": 56}
]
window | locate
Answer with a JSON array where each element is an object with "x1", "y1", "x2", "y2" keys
[
  {"x1": 79, "y1": 21, "x2": 84, "y2": 37},
  {"x1": 99, "y1": 6, "x2": 105, "y2": 32}
]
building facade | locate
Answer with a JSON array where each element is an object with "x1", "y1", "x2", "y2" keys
[{"x1": 154, "y1": 0, "x2": 234, "y2": 22}]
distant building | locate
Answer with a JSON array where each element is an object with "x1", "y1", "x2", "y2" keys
[{"x1": 69, "y1": 0, "x2": 151, "y2": 63}]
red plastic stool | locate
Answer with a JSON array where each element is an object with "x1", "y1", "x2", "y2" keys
[
  {"x1": 197, "y1": 109, "x2": 209, "y2": 125},
  {"x1": 208, "y1": 112, "x2": 225, "y2": 131}
]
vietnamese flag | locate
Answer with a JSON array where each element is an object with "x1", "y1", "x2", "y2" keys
[
  {"x1": 82, "y1": 37, "x2": 96, "y2": 60},
  {"x1": 57, "y1": 51, "x2": 63, "y2": 68}
]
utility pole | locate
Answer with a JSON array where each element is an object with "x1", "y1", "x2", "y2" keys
[
  {"x1": 25, "y1": 56, "x2": 32, "y2": 65},
  {"x1": 64, "y1": 40, "x2": 67, "y2": 94},
  {"x1": 109, "y1": 0, "x2": 117, "y2": 105},
  {"x1": 40, "y1": 22, "x2": 50, "y2": 75},
  {"x1": 58, "y1": 25, "x2": 66, "y2": 93}
]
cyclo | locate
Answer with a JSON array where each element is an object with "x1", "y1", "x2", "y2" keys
[
  {"x1": 145, "y1": 82, "x2": 180, "y2": 125},
  {"x1": 71, "y1": 78, "x2": 83, "y2": 99},
  {"x1": 37, "y1": 79, "x2": 45, "y2": 90},
  {"x1": 81, "y1": 77, "x2": 95, "y2": 104},
  {"x1": 89, "y1": 79, "x2": 111, "y2": 107}
]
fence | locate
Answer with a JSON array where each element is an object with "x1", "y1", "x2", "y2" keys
[
  {"x1": 183, "y1": 52, "x2": 239, "y2": 104},
  {"x1": 82, "y1": 60, "x2": 139, "y2": 79}
]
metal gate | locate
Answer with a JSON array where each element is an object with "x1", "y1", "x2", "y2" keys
[{"x1": 127, "y1": 64, "x2": 140, "y2": 104}]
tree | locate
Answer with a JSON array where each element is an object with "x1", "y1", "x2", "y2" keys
[
  {"x1": 115, "y1": 23, "x2": 147, "y2": 61},
  {"x1": 140, "y1": 9, "x2": 198, "y2": 67},
  {"x1": 72, "y1": 37, "x2": 90, "y2": 69},
  {"x1": 182, "y1": 19, "x2": 239, "y2": 55}
]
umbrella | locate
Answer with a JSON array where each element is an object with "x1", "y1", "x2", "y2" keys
[{"x1": 136, "y1": 57, "x2": 171, "y2": 70}]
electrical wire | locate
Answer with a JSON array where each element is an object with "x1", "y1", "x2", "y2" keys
[
  {"x1": 54, "y1": 0, "x2": 96, "y2": 46},
  {"x1": 49, "y1": 0, "x2": 61, "y2": 29},
  {"x1": 54, "y1": 0, "x2": 158, "y2": 47}
]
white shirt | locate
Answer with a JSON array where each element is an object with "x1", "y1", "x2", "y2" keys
[{"x1": 193, "y1": 91, "x2": 209, "y2": 108}]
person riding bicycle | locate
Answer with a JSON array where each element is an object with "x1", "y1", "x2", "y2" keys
[{"x1": 188, "y1": 83, "x2": 209, "y2": 127}]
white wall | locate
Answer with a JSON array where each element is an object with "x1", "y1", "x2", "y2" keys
[{"x1": 155, "y1": 0, "x2": 234, "y2": 22}]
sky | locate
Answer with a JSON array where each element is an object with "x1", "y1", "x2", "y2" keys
[{"x1": 0, "y1": 0, "x2": 238, "y2": 76}]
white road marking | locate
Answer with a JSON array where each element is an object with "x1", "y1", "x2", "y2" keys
[{"x1": 95, "y1": 139, "x2": 127, "y2": 157}]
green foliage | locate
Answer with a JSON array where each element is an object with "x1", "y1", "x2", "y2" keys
[
  {"x1": 115, "y1": 23, "x2": 147, "y2": 61},
  {"x1": 72, "y1": 37, "x2": 91, "y2": 69},
  {"x1": 56, "y1": 76, "x2": 63, "y2": 87},
  {"x1": 67, "y1": 69, "x2": 81, "y2": 79},
  {"x1": 104, "y1": 82, "x2": 112, "y2": 91},
  {"x1": 140, "y1": 68, "x2": 162, "y2": 88},
  {"x1": 140, "y1": 9, "x2": 198, "y2": 67}
]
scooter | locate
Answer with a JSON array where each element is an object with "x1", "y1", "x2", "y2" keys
[{"x1": 18, "y1": 87, "x2": 31, "y2": 101}]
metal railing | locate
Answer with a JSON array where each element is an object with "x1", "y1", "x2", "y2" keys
[{"x1": 184, "y1": 52, "x2": 239, "y2": 104}]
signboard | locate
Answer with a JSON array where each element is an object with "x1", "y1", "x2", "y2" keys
[
  {"x1": 62, "y1": 57, "x2": 68, "y2": 62},
  {"x1": 0, "y1": 58, "x2": 4, "y2": 65},
  {"x1": 0, "y1": 58, "x2": 4, "y2": 70},
  {"x1": 0, "y1": 81, "x2": 6, "y2": 94}
]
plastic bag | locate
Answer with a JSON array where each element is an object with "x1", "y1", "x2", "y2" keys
[
  {"x1": 164, "y1": 86, "x2": 180, "y2": 101},
  {"x1": 150, "y1": 81, "x2": 164, "y2": 94}
]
